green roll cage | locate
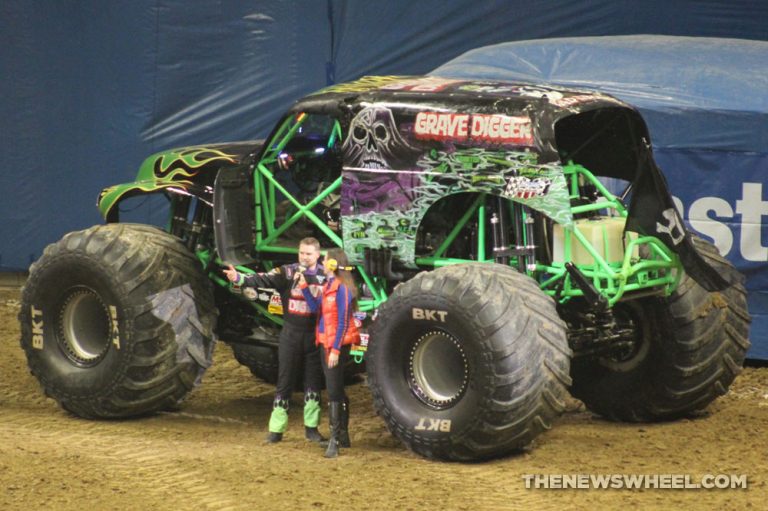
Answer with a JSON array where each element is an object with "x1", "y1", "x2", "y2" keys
[{"x1": 197, "y1": 111, "x2": 681, "y2": 331}]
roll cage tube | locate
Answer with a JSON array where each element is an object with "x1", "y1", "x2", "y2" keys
[
  {"x1": 208, "y1": 112, "x2": 387, "y2": 316},
  {"x1": 536, "y1": 163, "x2": 681, "y2": 306},
  {"x1": 414, "y1": 163, "x2": 680, "y2": 307},
  {"x1": 206, "y1": 111, "x2": 680, "y2": 322}
]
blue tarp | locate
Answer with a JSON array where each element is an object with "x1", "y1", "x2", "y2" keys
[
  {"x1": 2, "y1": 2, "x2": 767, "y2": 357},
  {"x1": 433, "y1": 36, "x2": 768, "y2": 358}
]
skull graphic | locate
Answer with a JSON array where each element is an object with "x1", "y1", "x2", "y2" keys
[
  {"x1": 342, "y1": 106, "x2": 421, "y2": 170},
  {"x1": 340, "y1": 106, "x2": 423, "y2": 215}
]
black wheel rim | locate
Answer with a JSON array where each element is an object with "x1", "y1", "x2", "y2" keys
[
  {"x1": 408, "y1": 330, "x2": 469, "y2": 409},
  {"x1": 599, "y1": 302, "x2": 651, "y2": 372},
  {"x1": 57, "y1": 287, "x2": 112, "y2": 366}
]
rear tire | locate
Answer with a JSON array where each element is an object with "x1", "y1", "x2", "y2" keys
[
  {"x1": 570, "y1": 236, "x2": 750, "y2": 421},
  {"x1": 368, "y1": 263, "x2": 571, "y2": 461},
  {"x1": 231, "y1": 343, "x2": 280, "y2": 384},
  {"x1": 18, "y1": 224, "x2": 218, "y2": 418},
  {"x1": 231, "y1": 342, "x2": 364, "y2": 387}
]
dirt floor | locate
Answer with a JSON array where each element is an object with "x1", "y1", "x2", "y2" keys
[{"x1": 1, "y1": 287, "x2": 766, "y2": 510}]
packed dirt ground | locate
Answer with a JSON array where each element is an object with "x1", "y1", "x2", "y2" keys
[{"x1": 1, "y1": 288, "x2": 766, "y2": 510}]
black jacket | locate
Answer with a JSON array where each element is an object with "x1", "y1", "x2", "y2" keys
[{"x1": 242, "y1": 263, "x2": 326, "y2": 329}]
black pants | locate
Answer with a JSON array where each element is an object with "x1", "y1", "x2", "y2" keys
[
  {"x1": 321, "y1": 345, "x2": 350, "y2": 402},
  {"x1": 275, "y1": 323, "x2": 323, "y2": 401}
]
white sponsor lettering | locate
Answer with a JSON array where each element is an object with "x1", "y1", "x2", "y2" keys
[
  {"x1": 414, "y1": 112, "x2": 469, "y2": 141},
  {"x1": 686, "y1": 196, "x2": 734, "y2": 255},
  {"x1": 673, "y1": 181, "x2": 768, "y2": 262},
  {"x1": 523, "y1": 473, "x2": 748, "y2": 490},
  {"x1": 413, "y1": 112, "x2": 533, "y2": 145},
  {"x1": 287, "y1": 299, "x2": 310, "y2": 315},
  {"x1": 109, "y1": 305, "x2": 120, "y2": 350},
  {"x1": 735, "y1": 183, "x2": 768, "y2": 261},
  {"x1": 470, "y1": 114, "x2": 532, "y2": 144},
  {"x1": 656, "y1": 208, "x2": 685, "y2": 245},
  {"x1": 31, "y1": 305, "x2": 44, "y2": 349},
  {"x1": 414, "y1": 417, "x2": 452, "y2": 432},
  {"x1": 412, "y1": 307, "x2": 448, "y2": 322}
]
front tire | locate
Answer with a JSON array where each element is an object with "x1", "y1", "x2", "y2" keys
[
  {"x1": 18, "y1": 224, "x2": 218, "y2": 418},
  {"x1": 368, "y1": 263, "x2": 571, "y2": 461}
]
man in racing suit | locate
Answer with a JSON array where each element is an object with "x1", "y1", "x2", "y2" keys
[{"x1": 224, "y1": 237, "x2": 326, "y2": 443}]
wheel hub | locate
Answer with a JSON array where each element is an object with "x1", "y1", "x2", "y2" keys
[
  {"x1": 598, "y1": 304, "x2": 651, "y2": 372},
  {"x1": 58, "y1": 288, "x2": 112, "y2": 366},
  {"x1": 408, "y1": 330, "x2": 469, "y2": 409}
]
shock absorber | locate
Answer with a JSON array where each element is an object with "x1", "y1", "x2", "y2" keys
[
  {"x1": 170, "y1": 194, "x2": 191, "y2": 238},
  {"x1": 489, "y1": 197, "x2": 537, "y2": 272},
  {"x1": 196, "y1": 206, "x2": 213, "y2": 252},
  {"x1": 490, "y1": 196, "x2": 509, "y2": 265},
  {"x1": 510, "y1": 202, "x2": 537, "y2": 273},
  {"x1": 186, "y1": 199, "x2": 206, "y2": 251},
  {"x1": 523, "y1": 206, "x2": 537, "y2": 272}
]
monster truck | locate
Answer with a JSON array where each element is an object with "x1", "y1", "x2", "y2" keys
[{"x1": 19, "y1": 76, "x2": 750, "y2": 460}]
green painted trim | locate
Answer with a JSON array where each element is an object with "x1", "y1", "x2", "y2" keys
[
  {"x1": 416, "y1": 256, "x2": 492, "y2": 267},
  {"x1": 356, "y1": 266, "x2": 387, "y2": 306},
  {"x1": 521, "y1": 163, "x2": 681, "y2": 305},
  {"x1": 477, "y1": 201, "x2": 486, "y2": 261},
  {"x1": 259, "y1": 177, "x2": 274, "y2": 236},
  {"x1": 328, "y1": 119, "x2": 342, "y2": 148},
  {"x1": 253, "y1": 164, "x2": 342, "y2": 249},
  {"x1": 254, "y1": 168, "x2": 263, "y2": 241}
]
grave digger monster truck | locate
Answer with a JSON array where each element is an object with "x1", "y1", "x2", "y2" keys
[{"x1": 20, "y1": 76, "x2": 750, "y2": 461}]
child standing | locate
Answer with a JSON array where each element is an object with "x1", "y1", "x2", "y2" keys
[{"x1": 298, "y1": 248, "x2": 359, "y2": 458}]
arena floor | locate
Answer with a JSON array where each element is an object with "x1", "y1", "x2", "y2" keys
[{"x1": 1, "y1": 288, "x2": 765, "y2": 510}]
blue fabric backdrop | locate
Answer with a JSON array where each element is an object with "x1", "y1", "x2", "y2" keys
[{"x1": 2, "y1": 1, "x2": 767, "y2": 356}]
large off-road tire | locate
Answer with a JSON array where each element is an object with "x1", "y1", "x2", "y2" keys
[
  {"x1": 570, "y1": 236, "x2": 750, "y2": 421},
  {"x1": 231, "y1": 342, "x2": 364, "y2": 387},
  {"x1": 368, "y1": 263, "x2": 572, "y2": 461},
  {"x1": 18, "y1": 224, "x2": 218, "y2": 419},
  {"x1": 231, "y1": 343, "x2": 280, "y2": 383}
]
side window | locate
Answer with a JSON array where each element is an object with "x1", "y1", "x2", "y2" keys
[
  {"x1": 276, "y1": 114, "x2": 343, "y2": 194},
  {"x1": 259, "y1": 112, "x2": 345, "y2": 245}
]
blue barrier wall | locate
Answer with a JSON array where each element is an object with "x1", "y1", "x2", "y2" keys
[{"x1": 2, "y1": 1, "x2": 767, "y2": 356}]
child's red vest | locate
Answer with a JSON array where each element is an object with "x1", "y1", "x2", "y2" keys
[{"x1": 316, "y1": 279, "x2": 360, "y2": 352}]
